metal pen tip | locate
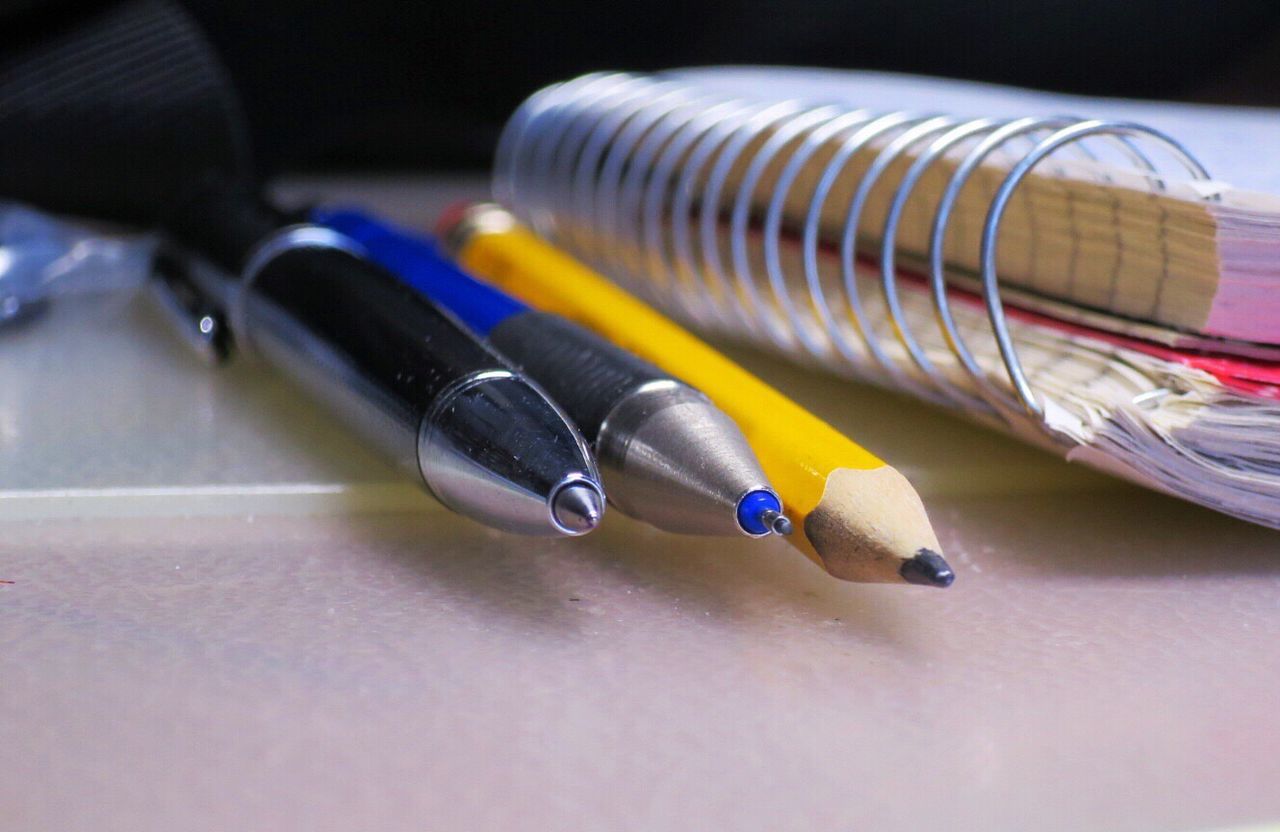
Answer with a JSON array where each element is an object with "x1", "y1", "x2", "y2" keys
[
  {"x1": 899, "y1": 548, "x2": 956, "y2": 588},
  {"x1": 551, "y1": 481, "x2": 605, "y2": 536},
  {"x1": 736, "y1": 489, "x2": 791, "y2": 537},
  {"x1": 759, "y1": 509, "x2": 793, "y2": 536}
]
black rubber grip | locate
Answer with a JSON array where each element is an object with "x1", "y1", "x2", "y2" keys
[{"x1": 488, "y1": 311, "x2": 672, "y2": 441}]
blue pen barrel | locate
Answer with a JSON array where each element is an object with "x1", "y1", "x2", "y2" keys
[
  {"x1": 315, "y1": 207, "x2": 671, "y2": 437},
  {"x1": 313, "y1": 209, "x2": 525, "y2": 337}
]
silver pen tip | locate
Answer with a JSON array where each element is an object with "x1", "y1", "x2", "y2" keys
[
  {"x1": 764, "y1": 511, "x2": 794, "y2": 536},
  {"x1": 736, "y1": 490, "x2": 792, "y2": 537},
  {"x1": 551, "y1": 481, "x2": 606, "y2": 536}
]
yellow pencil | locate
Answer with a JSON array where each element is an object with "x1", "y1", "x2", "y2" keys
[{"x1": 441, "y1": 203, "x2": 952, "y2": 587}]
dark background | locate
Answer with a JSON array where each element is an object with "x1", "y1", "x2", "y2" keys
[
  {"x1": 180, "y1": 0, "x2": 1280, "y2": 171},
  {"x1": 5, "y1": 0, "x2": 1280, "y2": 177}
]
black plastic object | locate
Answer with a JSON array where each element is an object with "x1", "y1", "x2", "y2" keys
[
  {"x1": 165, "y1": 188, "x2": 506, "y2": 407},
  {"x1": 251, "y1": 243, "x2": 516, "y2": 412},
  {"x1": 0, "y1": 0, "x2": 250, "y2": 223}
]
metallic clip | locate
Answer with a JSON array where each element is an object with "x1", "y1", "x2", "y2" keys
[{"x1": 147, "y1": 247, "x2": 233, "y2": 366}]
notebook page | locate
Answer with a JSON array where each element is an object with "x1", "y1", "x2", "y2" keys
[{"x1": 671, "y1": 67, "x2": 1280, "y2": 195}]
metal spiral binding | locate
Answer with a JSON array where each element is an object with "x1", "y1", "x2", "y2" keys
[{"x1": 493, "y1": 72, "x2": 1214, "y2": 441}]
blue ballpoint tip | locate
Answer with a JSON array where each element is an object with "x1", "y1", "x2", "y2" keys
[{"x1": 736, "y1": 490, "x2": 792, "y2": 536}]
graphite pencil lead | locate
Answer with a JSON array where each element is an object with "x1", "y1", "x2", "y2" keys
[{"x1": 898, "y1": 549, "x2": 956, "y2": 588}]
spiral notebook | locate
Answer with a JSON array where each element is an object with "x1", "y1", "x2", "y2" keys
[{"x1": 491, "y1": 67, "x2": 1280, "y2": 529}]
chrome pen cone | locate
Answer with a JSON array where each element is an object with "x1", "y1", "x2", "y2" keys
[
  {"x1": 551, "y1": 480, "x2": 606, "y2": 535},
  {"x1": 419, "y1": 371, "x2": 605, "y2": 537},
  {"x1": 597, "y1": 382, "x2": 784, "y2": 537}
]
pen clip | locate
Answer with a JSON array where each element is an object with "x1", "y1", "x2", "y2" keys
[{"x1": 147, "y1": 246, "x2": 234, "y2": 366}]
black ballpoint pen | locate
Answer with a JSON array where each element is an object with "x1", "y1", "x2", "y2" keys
[
  {"x1": 314, "y1": 208, "x2": 793, "y2": 538},
  {"x1": 153, "y1": 190, "x2": 605, "y2": 536}
]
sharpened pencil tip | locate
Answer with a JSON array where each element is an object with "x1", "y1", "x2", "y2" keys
[
  {"x1": 551, "y1": 482, "x2": 605, "y2": 535},
  {"x1": 899, "y1": 549, "x2": 955, "y2": 588}
]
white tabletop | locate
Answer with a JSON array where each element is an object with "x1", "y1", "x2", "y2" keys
[{"x1": 2, "y1": 178, "x2": 1278, "y2": 832}]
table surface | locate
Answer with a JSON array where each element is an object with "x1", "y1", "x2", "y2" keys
[{"x1": 3, "y1": 178, "x2": 1278, "y2": 832}]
